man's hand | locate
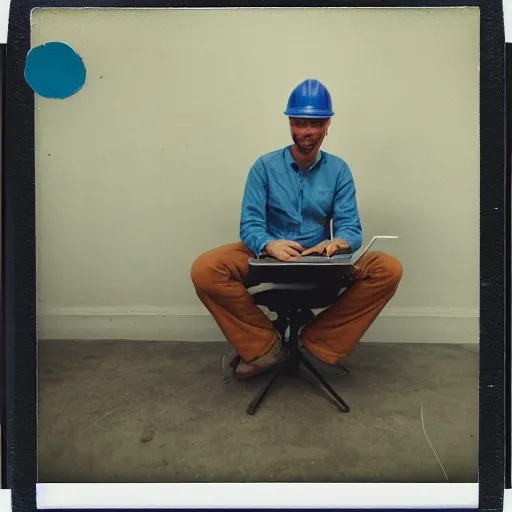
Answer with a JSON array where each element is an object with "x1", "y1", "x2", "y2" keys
[
  {"x1": 264, "y1": 240, "x2": 304, "y2": 261},
  {"x1": 301, "y1": 238, "x2": 350, "y2": 257}
]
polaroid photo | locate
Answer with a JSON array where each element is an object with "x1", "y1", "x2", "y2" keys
[{"x1": 2, "y1": 1, "x2": 507, "y2": 511}]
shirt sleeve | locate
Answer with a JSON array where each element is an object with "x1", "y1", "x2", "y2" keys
[
  {"x1": 332, "y1": 161, "x2": 363, "y2": 252},
  {"x1": 240, "y1": 159, "x2": 278, "y2": 256}
]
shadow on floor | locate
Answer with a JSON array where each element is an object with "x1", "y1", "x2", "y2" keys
[{"x1": 37, "y1": 340, "x2": 478, "y2": 483}]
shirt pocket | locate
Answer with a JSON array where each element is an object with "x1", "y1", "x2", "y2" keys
[{"x1": 312, "y1": 187, "x2": 334, "y2": 211}]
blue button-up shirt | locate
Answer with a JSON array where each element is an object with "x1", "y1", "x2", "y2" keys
[{"x1": 240, "y1": 145, "x2": 363, "y2": 256}]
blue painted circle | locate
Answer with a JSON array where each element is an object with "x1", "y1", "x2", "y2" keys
[{"x1": 24, "y1": 41, "x2": 86, "y2": 99}]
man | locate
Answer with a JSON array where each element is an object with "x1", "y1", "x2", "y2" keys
[{"x1": 191, "y1": 79, "x2": 403, "y2": 379}]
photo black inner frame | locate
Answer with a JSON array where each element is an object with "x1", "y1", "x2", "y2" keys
[
  {"x1": 2, "y1": 0, "x2": 507, "y2": 511},
  {"x1": 505, "y1": 41, "x2": 512, "y2": 493}
]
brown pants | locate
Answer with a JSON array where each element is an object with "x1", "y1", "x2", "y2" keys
[{"x1": 190, "y1": 241, "x2": 403, "y2": 365}]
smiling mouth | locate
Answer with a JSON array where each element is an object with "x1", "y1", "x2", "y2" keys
[
  {"x1": 292, "y1": 134, "x2": 318, "y2": 151},
  {"x1": 298, "y1": 144, "x2": 315, "y2": 153}
]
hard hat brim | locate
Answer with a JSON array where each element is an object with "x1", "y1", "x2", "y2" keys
[
  {"x1": 284, "y1": 108, "x2": 334, "y2": 118},
  {"x1": 285, "y1": 113, "x2": 334, "y2": 118}
]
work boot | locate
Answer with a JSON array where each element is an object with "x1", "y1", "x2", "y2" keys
[{"x1": 234, "y1": 336, "x2": 285, "y2": 379}]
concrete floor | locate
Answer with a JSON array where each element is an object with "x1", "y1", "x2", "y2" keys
[{"x1": 37, "y1": 340, "x2": 478, "y2": 483}]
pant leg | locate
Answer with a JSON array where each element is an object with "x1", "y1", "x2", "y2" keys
[
  {"x1": 190, "y1": 241, "x2": 279, "y2": 362},
  {"x1": 301, "y1": 251, "x2": 403, "y2": 364}
]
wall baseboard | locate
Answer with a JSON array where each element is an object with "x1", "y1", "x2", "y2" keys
[{"x1": 37, "y1": 306, "x2": 479, "y2": 344}]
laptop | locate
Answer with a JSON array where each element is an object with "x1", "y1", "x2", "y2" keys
[{"x1": 251, "y1": 236, "x2": 398, "y2": 266}]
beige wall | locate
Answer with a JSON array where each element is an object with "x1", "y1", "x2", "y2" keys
[{"x1": 32, "y1": 7, "x2": 480, "y2": 343}]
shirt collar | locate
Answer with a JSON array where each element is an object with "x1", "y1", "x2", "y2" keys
[{"x1": 285, "y1": 145, "x2": 323, "y2": 172}]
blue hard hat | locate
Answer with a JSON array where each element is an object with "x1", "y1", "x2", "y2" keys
[{"x1": 284, "y1": 79, "x2": 334, "y2": 118}]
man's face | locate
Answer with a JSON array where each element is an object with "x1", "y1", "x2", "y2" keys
[{"x1": 289, "y1": 117, "x2": 331, "y2": 155}]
